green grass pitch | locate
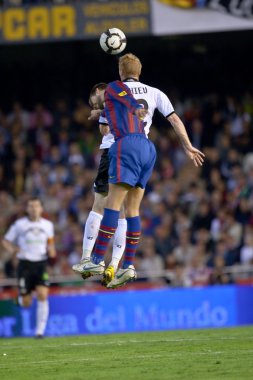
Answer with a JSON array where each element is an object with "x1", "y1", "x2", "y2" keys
[{"x1": 1, "y1": 327, "x2": 253, "y2": 380}]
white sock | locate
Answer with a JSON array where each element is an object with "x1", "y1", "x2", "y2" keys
[
  {"x1": 110, "y1": 218, "x2": 127, "y2": 270},
  {"x1": 82, "y1": 211, "x2": 103, "y2": 260},
  {"x1": 36, "y1": 300, "x2": 49, "y2": 336},
  {"x1": 18, "y1": 296, "x2": 23, "y2": 306}
]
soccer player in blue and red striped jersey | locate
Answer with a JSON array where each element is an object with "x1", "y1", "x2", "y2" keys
[{"x1": 81, "y1": 80, "x2": 157, "y2": 287}]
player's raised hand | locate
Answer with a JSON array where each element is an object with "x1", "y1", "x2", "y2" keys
[
  {"x1": 88, "y1": 109, "x2": 102, "y2": 121},
  {"x1": 185, "y1": 146, "x2": 205, "y2": 167},
  {"x1": 135, "y1": 108, "x2": 148, "y2": 120}
]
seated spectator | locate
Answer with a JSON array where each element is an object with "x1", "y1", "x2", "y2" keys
[
  {"x1": 30, "y1": 103, "x2": 53, "y2": 129},
  {"x1": 240, "y1": 230, "x2": 253, "y2": 264},
  {"x1": 172, "y1": 229, "x2": 195, "y2": 265},
  {"x1": 209, "y1": 255, "x2": 233, "y2": 285},
  {"x1": 138, "y1": 237, "x2": 164, "y2": 280},
  {"x1": 68, "y1": 142, "x2": 85, "y2": 167},
  {"x1": 183, "y1": 252, "x2": 211, "y2": 287},
  {"x1": 154, "y1": 224, "x2": 174, "y2": 259},
  {"x1": 192, "y1": 201, "x2": 213, "y2": 232},
  {"x1": 165, "y1": 262, "x2": 188, "y2": 288},
  {"x1": 7, "y1": 102, "x2": 30, "y2": 129},
  {"x1": 225, "y1": 210, "x2": 243, "y2": 247}
]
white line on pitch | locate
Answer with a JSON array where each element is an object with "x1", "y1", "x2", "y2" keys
[
  {"x1": 1, "y1": 350, "x2": 253, "y2": 368},
  {"x1": 1, "y1": 335, "x2": 253, "y2": 349}
]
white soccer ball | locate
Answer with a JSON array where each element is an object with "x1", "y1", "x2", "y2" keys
[{"x1": 99, "y1": 28, "x2": 127, "y2": 55}]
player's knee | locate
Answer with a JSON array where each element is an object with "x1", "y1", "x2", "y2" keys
[
  {"x1": 38, "y1": 295, "x2": 48, "y2": 302},
  {"x1": 22, "y1": 297, "x2": 32, "y2": 307},
  {"x1": 93, "y1": 194, "x2": 107, "y2": 214},
  {"x1": 36, "y1": 284, "x2": 49, "y2": 301},
  {"x1": 92, "y1": 204, "x2": 104, "y2": 215},
  {"x1": 37, "y1": 289, "x2": 48, "y2": 301}
]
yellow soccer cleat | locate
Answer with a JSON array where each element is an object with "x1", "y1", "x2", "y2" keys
[
  {"x1": 106, "y1": 265, "x2": 137, "y2": 289},
  {"x1": 101, "y1": 265, "x2": 115, "y2": 287}
]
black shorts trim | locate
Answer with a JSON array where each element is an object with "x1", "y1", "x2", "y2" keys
[
  {"x1": 94, "y1": 149, "x2": 109, "y2": 194},
  {"x1": 17, "y1": 260, "x2": 49, "y2": 296}
]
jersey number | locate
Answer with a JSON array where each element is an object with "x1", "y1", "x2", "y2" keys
[
  {"x1": 137, "y1": 99, "x2": 148, "y2": 110},
  {"x1": 137, "y1": 99, "x2": 148, "y2": 127}
]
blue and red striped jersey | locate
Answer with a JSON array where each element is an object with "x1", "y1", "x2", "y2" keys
[{"x1": 103, "y1": 80, "x2": 145, "y2": 140}]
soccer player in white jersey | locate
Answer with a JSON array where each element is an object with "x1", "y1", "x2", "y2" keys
[
  {"x1": 73, "y1": 53, "x2": 204, "y2": 287},
  {"x1": 2, "y1": 198, "x2": 56, "y2": 338}
]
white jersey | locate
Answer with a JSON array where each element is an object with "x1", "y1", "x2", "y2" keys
[
  {"x1": 4, "y1": 217, "x2": 54, "y2": 262},
  {"x1": 99, "y1": 79, "x2": 174, "y2": 149},
  {"x1": 99, "y1": 114, "x2": 115, "y2": 149}
]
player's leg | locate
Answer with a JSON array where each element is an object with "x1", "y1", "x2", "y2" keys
[
  {"x1": 35, "y1": 285, "x2": 49, "y2": 338},
  {"x1": 72, "y1": 148, "x2": 109, "y2": 274},
  {"x1": 82, "y1": 192, "x2": 107, "y2": 259},
  {"x1": 72, "y1": 192, "x2": 106, "y2": 275},
  {"x1": 104, "y1": 135, "x2": 145, "y2": 286},
  {"x1": 82, "y1": 159, "x2": 128, "y2": 269},
  {"x1": 16, "y1": 260, "x2": 33, "y2": 307},
  {"x1": 17, "y1": 294, "x2": 32, "y2": 307},
  {"x1": 82, "y1": 147, "x2": 109, "y2": 261},
  {"x1": 81, "y1": 183, "x2": 129, "y2": 276},
  {"x1": 102, "y1": 200, "x2": 127, "y2": 285},
  {"x1": 107, "y1": 187, "x2": 145, "y2": 288},
  {"x1": 34, "y1": 261, "x2": 50, "y2": 338},
  {"x1": 109, "y1": 205, "x2": 127, "y2": 271},
  {"x1": 73, "y1": 143, "x2": 127, "y2": 276},
  {"x1": 107, "y1": 137, "x2": 157, "y2": 288}
]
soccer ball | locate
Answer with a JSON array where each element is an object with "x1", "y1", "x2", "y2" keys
[{"x1": 99, "y1": 28, "x2": 127, "y2": 55}]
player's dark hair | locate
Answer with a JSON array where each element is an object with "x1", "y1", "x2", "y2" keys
[
  {"x1": 27, "y1": 197, "x2": 43, "y2": 205},
  {"x1": 89, "y1": 83, "x2": 107, "y2": 107},
  {"x1": 90, "y1": 83, "x2": 107, "y2": 97}
]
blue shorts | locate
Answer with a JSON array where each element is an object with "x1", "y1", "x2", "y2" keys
[{"x1": 108, "y1": 134, "x2": 156, "y2": 188}]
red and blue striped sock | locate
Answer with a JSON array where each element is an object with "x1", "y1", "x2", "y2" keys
[
  {"x1": 122, "y1": 216, "x2": 141, "y2": 269},
  {"x1": 92, "y1": 208, "x2": 119, "y2": 264}
]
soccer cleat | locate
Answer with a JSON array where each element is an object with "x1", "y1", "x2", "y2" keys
[
  {"x1": 81, "y1": 272, "x2": 93, "y2": 280},
  {"x1": 72, "y1": 258, "x2": 100, "y2": 280},
  {"x1": 34, "y1": 334, "x2": 43, "y2": 339},
  {"x1": 106, "y1": 265, "x2": 137, "y2": 289},
  {"x1": 72, "y1": 258, "x2": 90, "y2": 274},
  {"x1": 80, "y1": 260, "x2": 105, "y2": 278},
  {"x1": 101, "y1": 265, "x2": 115, "y2": 287}
]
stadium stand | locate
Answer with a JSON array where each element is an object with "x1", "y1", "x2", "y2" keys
[{"x1": 1, "y1": 90, "x2": 253, "y2": 288}]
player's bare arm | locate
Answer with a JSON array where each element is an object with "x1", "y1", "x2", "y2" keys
[
  {"x1": 1, "y1": 238, "x2": 19, "y2": 255},
  {"x1": 47, "y1": 239, "x2": 56, "y2": 259},
  {"x1": 88, "y1": 109, "x2": 102, "y2": 121},
  {"x1": 168, "y1": 112, "x2": 205, "y2": 167},
  {"x1": 135, "y1": 108, "x2": 148, "y2": 120}
]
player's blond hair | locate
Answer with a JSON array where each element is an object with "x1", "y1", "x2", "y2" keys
[{"x1": 119, "y1": 53, "x2": 142, "y2": 80}]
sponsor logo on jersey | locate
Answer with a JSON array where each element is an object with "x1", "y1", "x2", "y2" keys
[{"x1": 118, "y1": 91, "x2": 127, "y2": 97}]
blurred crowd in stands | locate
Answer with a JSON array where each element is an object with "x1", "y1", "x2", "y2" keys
[{"x1": 1, "y1": 90, "x2": 253, "y2": 288}]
